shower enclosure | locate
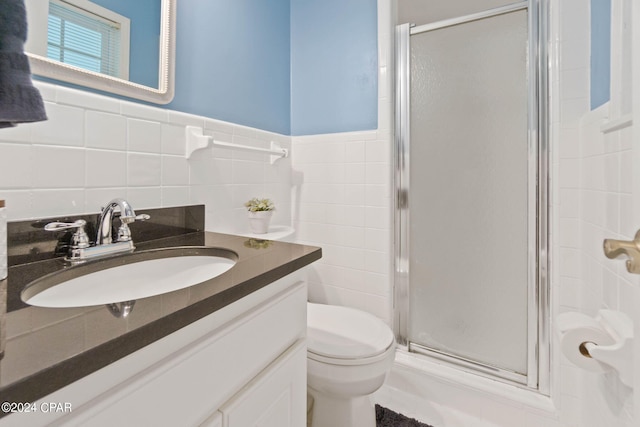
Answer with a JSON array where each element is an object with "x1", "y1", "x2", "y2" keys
[{"x1": 394, "y1": 0, "x2": 549, "y2": 391}]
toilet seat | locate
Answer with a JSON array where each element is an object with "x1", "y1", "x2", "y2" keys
[
  {"x1": 307, "y1": 343, "x2": 395, "y2": 366},
  {"x1": 307, "y1": 303, "x2": 395, "y2": 364}
]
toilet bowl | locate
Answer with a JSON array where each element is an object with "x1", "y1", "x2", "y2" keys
[{"x1": 306, "y1": 302, "x2": 395, "y2": 427}]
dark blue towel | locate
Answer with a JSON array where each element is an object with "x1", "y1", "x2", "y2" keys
[{"x1": 0, "y1": 0, "x2": 47, "y2": 128}]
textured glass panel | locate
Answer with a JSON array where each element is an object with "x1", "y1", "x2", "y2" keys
[
  {"x1": 397, "y1": 0, "x2": 526, "y2": 26},
  {"x1": 408, "y1": 10, "x2": 528, "y2": 374}
]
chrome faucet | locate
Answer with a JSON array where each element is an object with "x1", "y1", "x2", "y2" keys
[
  {"x1": 96, "y1": 198, "x2": 149, "y2": 245},
  {"x1": 45, "y1": 198, "x2": 150, "y2": 262}
]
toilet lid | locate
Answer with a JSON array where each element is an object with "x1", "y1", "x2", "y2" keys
[{"x1": 307, "y1": 303, "x2": 394, "y2": 360}]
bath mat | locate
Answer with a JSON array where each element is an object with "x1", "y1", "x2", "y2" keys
[{"x1": 376, "y1": 404, "x2": 433, "y2": 427}]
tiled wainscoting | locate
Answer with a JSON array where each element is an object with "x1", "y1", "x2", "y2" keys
[
  {"x1": 0, "y1": 82, "x2": 292, "y2": 235},
  {"x1": 291, "y1": 130, "x2": 392, "y2": 323}
]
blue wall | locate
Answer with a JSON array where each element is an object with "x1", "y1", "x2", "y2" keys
[
  {"x1": 590, "y1": 0, "x2": 611, "y2": 109},
  {"x1": 35, "y1": 0, "x2": 380, "y2": 136},
  {"x1": 167, "y1": 0, "x2": 291, "y2": 135},
  {"x1": 290, "y1": 0, "x2": 378, "y2": 135},
  {"x1": 169, "y1": 0, "x2": 378, "y2": 135}
]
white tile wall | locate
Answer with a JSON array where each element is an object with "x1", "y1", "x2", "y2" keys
[
  {"x1": 0, "y1": 82, "x2": 292, "y2": 238},
  {"x1": 553, "y1": 0, "x2": 639, "y2": 426},
  {"x1": 85, "y1": 111, "x2": 127, "y2": 150},
  {"x1": 127, "y1": 119, "x2": 162, "y2": 153},
  {"x1": 291, "y1": 129, "x2": 392, "y2": 323}
]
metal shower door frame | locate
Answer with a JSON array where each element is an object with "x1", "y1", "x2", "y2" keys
[{"x1": 393, "y1": 0, "x2": 550, "y2": 393}]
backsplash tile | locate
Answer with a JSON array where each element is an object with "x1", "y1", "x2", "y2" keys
[
  {"x1": 127, "y1": 153, "x2": 162, "y2": 187},
  {"x1": 85, "y1": 111, "x2": 127, "y2": 150},
  {"x1": 161, "y1": 187, "x2": 191, "y2": 207},
  {"x1": 32, "y1": 146, "x2": 85, "y2": 189},
  {"x1": 161, "y1": 156, "x2": 190, "y2": 186},
  {"x1": 31, "y1": 102, "x2": 84, "y2": 146},
  {"x1": 0, "y1": 82, "x2": 291, "y2": 237},
  {"x1": 160, "y1": 124, "x2": 187, "y2": 156},
  {"x1": 6, "y1": 205, "x2": 204, "y2": 268},
  {"x1": 0, "y1": 144, "x2": 32, "y2": 189},
  {"x1": 125, "y1": 188, "x2": 163, "y2": 210},
  {"x1": 86, "y1": 150, "x2": 127, "y2": 188},
  {"x1": 31, "y1": 189, "x2": 85, "y2": 217},
  {"x1": 0, "y1": 122, "x2": 32, "y2": 144},
  {"x1": 127, "y1": 119, "x2": 162, "y2": 153}
]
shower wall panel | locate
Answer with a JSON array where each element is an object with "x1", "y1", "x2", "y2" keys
[{"x1": 407, "y1": 10, "x2": 529, "y2": 374}]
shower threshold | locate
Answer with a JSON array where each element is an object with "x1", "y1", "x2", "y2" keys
[{"x1": 407, "y1": 342, "x2": 528, "y2": 386}]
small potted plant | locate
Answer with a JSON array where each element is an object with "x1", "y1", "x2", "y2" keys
[{"x1": 244, "y1": 197, "x2": 275, "y2": 234}]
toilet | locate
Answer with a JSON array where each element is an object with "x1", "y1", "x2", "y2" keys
[{"x1": 306, "y1": 302, "x2": 396, "y2": 427}]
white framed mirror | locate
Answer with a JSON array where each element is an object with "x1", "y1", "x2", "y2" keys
[{"x1": 25, "y1": 0, "x2": 176, "y2": 104}]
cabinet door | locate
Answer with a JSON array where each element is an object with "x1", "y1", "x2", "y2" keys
[{"x1": 220, "y1": 340, "x2": 306, "y2": 427}]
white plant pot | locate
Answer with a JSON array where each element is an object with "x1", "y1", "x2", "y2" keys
[{"x1": 248, "y1": 211, "x2": 273, "y2": 234}]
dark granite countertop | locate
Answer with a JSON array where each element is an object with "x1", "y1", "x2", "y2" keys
[{"x1": 0, "y1": 205, "x2": 321, "y2": 412}]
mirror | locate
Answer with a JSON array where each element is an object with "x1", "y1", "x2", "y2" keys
[{"x1": 24, "y1": 0, "x2": 175, "y2": 104}]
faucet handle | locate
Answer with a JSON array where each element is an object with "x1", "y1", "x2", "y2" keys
[
  {"x1": 120, "y1": 213, "x2": 150, "y2": 224},
  {"x1": 44, "y1": 219, "x2": 86, "y2": 231},
  {"x1": 44, "y1": 219, "x2": 91, "y2": 249},
  {"x1": 117, "y1": 213, "x2": 150, "y2": 242}
]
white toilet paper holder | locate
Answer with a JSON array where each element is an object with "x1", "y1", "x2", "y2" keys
[{"x1": 573, "y1": 310, "x2": 634, "y2": 388}]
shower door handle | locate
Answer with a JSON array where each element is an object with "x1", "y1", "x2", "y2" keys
[{"x1": 397, "y1": 189, "x2": 409, "y2": 209}]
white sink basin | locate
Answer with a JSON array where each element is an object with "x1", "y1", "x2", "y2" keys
[{"x1": 21, "y1": 247, "x2": 237, "y2": 308}]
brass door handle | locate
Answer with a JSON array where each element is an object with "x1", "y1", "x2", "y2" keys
[{"x1": 603, "y1": 230, "x2": 640, "y2": 274}]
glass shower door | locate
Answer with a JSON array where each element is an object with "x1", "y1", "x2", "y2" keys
[{"x1": 398, "y1": 5, "x2": 536, "y2": 380}]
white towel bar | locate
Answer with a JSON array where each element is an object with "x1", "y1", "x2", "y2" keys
[{"x1": 185, "y1": 126, "x2": 288, "y2": 164}]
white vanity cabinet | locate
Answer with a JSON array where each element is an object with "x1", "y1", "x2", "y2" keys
[
  {"x1": 203, "y1": 340, "x2": 306, "y2": 427},
  {"x1": 0, "y1": 273, "x2": 308, "y2": 427},
  {"x1": 218, "y1": 340, "x2": 306, "y2": 427}
]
